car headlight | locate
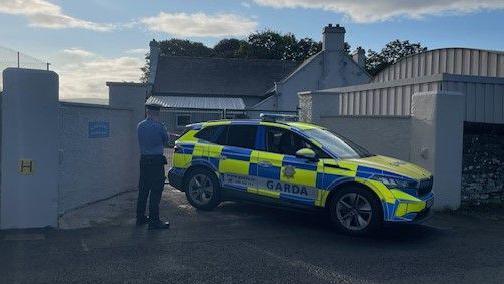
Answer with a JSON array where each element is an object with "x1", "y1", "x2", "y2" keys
[{"x1": 371, "y1": 175, "x2": 417, "y2": 190}]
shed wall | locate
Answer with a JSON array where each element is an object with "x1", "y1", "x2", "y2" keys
[{"x1": 330, "y1": 74, "x2": 504, "y2": 124}]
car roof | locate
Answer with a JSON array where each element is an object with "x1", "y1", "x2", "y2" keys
[{"x1": 197, "y1": 119, "x2": 323, "y2": 131}]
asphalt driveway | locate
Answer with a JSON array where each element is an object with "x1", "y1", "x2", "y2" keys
[{"x1": 1, "y1": 187, "x2": 504, "y2": 283}]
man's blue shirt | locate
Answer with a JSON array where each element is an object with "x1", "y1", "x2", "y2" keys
[{"x1": 137, "y1": 117, "x2": 168, "y2": 155}]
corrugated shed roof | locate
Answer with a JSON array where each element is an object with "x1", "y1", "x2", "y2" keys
[
  {"x1": 153, "y1": 56, "x2": 298, "y2": 97},
  {"x1": 147, "y1": 96, "x2": 246, "y2": 110},
  {"x1": 373, "y1": 48, "x2": 504, "y2": 82}
]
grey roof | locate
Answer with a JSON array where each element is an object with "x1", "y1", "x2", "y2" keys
[
  {"x1": 153, "y1": 56, "x2": 298, "y2": 97},
  {"x1": 147, "y1": 96, "x2": 246, "y2": 110}
]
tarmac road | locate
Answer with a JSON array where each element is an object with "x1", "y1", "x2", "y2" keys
[{"x1": 1, "y1": 187, "x2": 504, "y2": 283}]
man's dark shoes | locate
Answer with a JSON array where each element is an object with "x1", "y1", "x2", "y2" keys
[
  {"x1": 148, "y1": 219, "x2": 170, "y2": 230},
  {"x1": 136, "y1": 216, "x2": 150, "y2": 226}
]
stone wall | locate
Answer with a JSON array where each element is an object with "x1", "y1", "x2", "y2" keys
[
  {"x1": 462, "y1": 122, "x2": 504, "y2": 204},
  {"x1": 298, "y1": 93, "x2": 312, "y2": 122}
]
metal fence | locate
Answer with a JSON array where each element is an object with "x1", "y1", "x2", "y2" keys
[{"x1": 0, "y1": 46, "x2": 50, "y2": 91}]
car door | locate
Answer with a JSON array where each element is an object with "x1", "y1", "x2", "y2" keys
[
  {"x1": 255, "y1": 126, "x2": 321, "y2": 206},
  {"x1": 217, "y1": 124, "x2": 258, "y2": 194}
]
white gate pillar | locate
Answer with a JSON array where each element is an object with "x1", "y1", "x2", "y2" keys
[
  {"x1": 410, "y1": 91, "x2": 465, "y2": 210},
  {"x1": 1, "y1": 68, "x2": 59, "y2": 229}
]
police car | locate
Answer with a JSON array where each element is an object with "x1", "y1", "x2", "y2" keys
[{"x1": 168, "y1": 114, "x2": 434, "y2": 235}]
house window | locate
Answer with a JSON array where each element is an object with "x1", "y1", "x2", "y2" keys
[{"x1": 176, "y1": 114, "x2": 191, "y2": 127}]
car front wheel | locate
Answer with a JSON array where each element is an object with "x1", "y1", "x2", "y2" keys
[{"x1": 329, "y1": 186, "x2": 383, "y2": 235}]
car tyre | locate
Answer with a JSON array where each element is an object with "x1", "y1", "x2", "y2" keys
[
  {"x1": 329, "y1": 186, "x2": 383, "y2": 236},
  {"x1": 184, "y1": 168, "x2": 221, "y2": 211}
]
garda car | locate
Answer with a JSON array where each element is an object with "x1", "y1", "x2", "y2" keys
[{"x1": 168, "y1": 114, "x2": 434, "y2": 235}]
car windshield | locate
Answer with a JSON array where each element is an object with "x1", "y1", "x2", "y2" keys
[{"x1": 302, "y1": 128, "x2": 373, "y2": 159}]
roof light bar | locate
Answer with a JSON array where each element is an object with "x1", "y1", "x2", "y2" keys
[{"x1": 260, "y1": 113, "x2": 299, "y2": 122}]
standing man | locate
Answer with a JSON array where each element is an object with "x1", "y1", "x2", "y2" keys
[{"x1": 136, "y1": 103, "x2": 170, "y2": 230}]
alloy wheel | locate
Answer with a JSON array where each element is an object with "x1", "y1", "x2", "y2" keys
[
  {"x1": 188, "y1": 174, "x2": 214, "y2": 206},
  {"x1": 335, "y1": 193, "x2": 373, "y2": 231}
]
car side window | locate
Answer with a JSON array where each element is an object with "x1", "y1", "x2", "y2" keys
[
  {"x1": 225, "y1": 125, "x2": 257, "y2": 149},
  {"x1": 265, "y1": 127, "x2": 330, "y2": 158},
  {"x1": 194, "y1": 125, "x2": 228, "y2": 144}
]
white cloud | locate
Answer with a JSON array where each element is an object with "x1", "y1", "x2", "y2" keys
[
  {"x1": 241, "y1": 2, "x2": 252, "y2": 8},
  {"x1": 140, "y1": 12, "x2": 258, "y2": 37},
  {"x1": 253, "y1": 0, "x2": 504, "y2": 22},
  {"x1": 62, "y1": 48, "x2": 95, "y2": 57},
  {"x1": 0, "y1": 0, "x2": 115, "y2": 31},
  {"x1": 125, "y1": 48, "x2": 149, "y2": 55},
  {"x1": 54, "y1": 49, "x2": 143, "y2": 99}
]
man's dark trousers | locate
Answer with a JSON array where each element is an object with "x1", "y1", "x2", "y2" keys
[{"x1": 137, "y1": 155, "x2": 166, "y2": 221}]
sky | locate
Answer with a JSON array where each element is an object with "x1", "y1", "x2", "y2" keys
[{"x1": 0, "y1": 0, "x2": 503, "y2": 99}]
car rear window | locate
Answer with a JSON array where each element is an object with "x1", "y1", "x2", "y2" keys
[
  {"x1": 195, "y1": 125, "x2": 228, "y2": 144},
  {"x1": 226, "y1": 125, "x2": 257, "y2": 149}
]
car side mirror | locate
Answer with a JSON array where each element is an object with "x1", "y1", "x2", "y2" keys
[{"x1": 295, "y1": 148, "x2": 318, "y2": 161}]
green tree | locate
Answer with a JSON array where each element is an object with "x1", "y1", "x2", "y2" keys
[
  {"x1": 290, "y1": 38, "x2": 322, "y2": 61},
  {"x1": 213, "y1": 38, "x2": 247, "y2": 58},
  {"x1": 140, "y1": 52, "x2": 150, "y2": 83},
  {"x1": 158, "y1": 39, "x2": 214, "y2": 57},
  {"x1": 140, "y1": 31, "x2": 353, "y2": 81},
  {"x1": 140, "y1": 39, "x2": 214, "y2": 82},
  {"x1": 366, "y1": 40, "x2": 427, "y2": 76},
  {"x1": 242, "y1": 30, "x2": 296, "y2": 60}
]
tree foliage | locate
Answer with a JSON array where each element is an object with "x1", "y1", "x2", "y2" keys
[
  {"x1": 140, "y1": 31, "x2": 425, "y2": 81},
  {"x1": 365, "y1": 40, "x2": 427, "y2": 76},
  {"x1": 140, "y1": 30, "x2": 327, "y2": 82},
  {"x1": 213, "y1": 38, "x2": 247, "y2": 58}
]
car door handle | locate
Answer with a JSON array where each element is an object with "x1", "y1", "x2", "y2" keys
[{"x1": 258, "y1": 161, "x2": 272, "y2": 167}]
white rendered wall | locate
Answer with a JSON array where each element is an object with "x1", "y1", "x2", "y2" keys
[
  {"x1": 108, "y1": 82, "x2": 148, "y2": 191},
  {"x1": 277, "y1": 51, "x2": 370, "y2": 111},
  {"x1": 58, "y1": 103, "x2": 137, "y2": 213},
  {"x1": 1, "y1": 68, "x2": 59, "y2": 229},
  {"x1": 319, "y1": 116, "x2": 412, "y2": 161},
  {"x1": 411, "y1": 91, "x2": 465, "y2": 209}
]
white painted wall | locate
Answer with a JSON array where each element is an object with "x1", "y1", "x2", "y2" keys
[
  {"x1": 273, "y1": 51, "x2": 370, "y2": 111},
  {"x1": 1, "y1": 68, "x2": 59, "y2": 229},
  {"x1": 411, "y1": 91, "x2": 465, "y2": 209},
  {"x1": 108, "y1": 82, "x2": 148, "y2": 190},
  {"x1": 58, "y1": 103, "x2": 137, "y2": 213},
  {"x1": 319, "y1": 116, "x2": 412, "y2": 161}
]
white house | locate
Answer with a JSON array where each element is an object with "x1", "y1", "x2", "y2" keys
[{"x1": 252, "y1": 24, "x2": 371, "y2": 111}]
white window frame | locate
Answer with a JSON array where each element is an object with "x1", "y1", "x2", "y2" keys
[{"x1": 176, "y1": 114, "x2": 191, "y2": 128}]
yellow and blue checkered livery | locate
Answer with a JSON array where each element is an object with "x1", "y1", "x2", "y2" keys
[{"x1": 168, "y1": 119, "x2": 434, "y2": 226}]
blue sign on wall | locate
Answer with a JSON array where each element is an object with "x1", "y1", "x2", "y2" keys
[{"x1": 88, "y1": 121, "x2": 110, "y2": 138}]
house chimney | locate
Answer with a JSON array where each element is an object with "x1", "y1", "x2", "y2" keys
[
  {"x1": 322, "y1": 24, "x2": 346, "y2": 51},
  {"x1": 148, "y1": 39, "x2": 160, "y2": 84},
  {"x1": 352, "y1": 47, "x2": 366, "y2": 68}
]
